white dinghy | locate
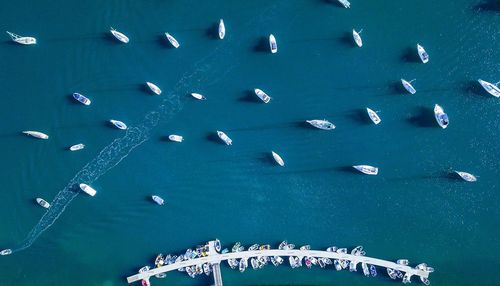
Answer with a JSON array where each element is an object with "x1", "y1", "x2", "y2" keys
[
  {"x1": 191, "y1": 93, "x2": 206, "y2": 100},
  {"x1": 69, "y1": 144, "x2": 85, "y2": 151},
  {"x1": 36, "y1": 198, "x2": 50, "y2": 209},
  {"x1": 152, "y1": 195, "x2": 165, "y2": 205},
  {"x1": 218, "y1": 19, "x2": 226, "y2": 39},
  {"x1": 168, "y1": 135, "x2": 183, "y2": 142},
  {"x1": 110, "y1": 119, "x2": 127, "y2": 130},
  {"x1": 269, "y1": 34, "x2": 277, "y2": 53}
]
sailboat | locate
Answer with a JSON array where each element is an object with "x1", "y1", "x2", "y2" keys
[
  {"x1": 353, "y1": 165, "x2": 379, "y2": 175},
  {"x1": 146, "y1": 82, "x2": 162, "y2": 95},
  {"x1": 6, "y1": 31, "x2": 36, "y2": 45},
  {"x1": 69, "y1": 144, "x2": 85, "y2": 151},
  {"x1": 477, "y1": 79, "x2": 500, "y2": 97},
  {"x1": 22, "y1": 131, "x2": 49, "y2": 139},
  {"x1": 110, "y1": 119, "x2": 127, "y2": 130},
  {"x1": 271, "y1": 151, "x2": 285, "y2": 166},
  {"x1": 110, "y1": 27, "x2": 129, "y2": 43},
  {"x1": 165, "y1": 33, "x2": 180, "y2": 48},
  {"x1": 401, "y1": 79, "x2": 416, "y2": 94},
  {"x1": 218, "y1": 19, "x2": 225, "y2": 39},
  {"x1": 454, "y1": 171, "x2": 477, "y2": 182},
  {"x1": 191, "y1": 93, "x2": 206, "y2": 100},
  {"x1": 352, "y1": 29, "x2": 363, "y2": 47},
  {"x1": 254, "y1": 88, "x2": 271, "y2": 103},
  {"x1": 366, "y1": 108, "x2": 381, "y2": 125}
]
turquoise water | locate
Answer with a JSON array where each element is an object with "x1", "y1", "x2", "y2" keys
[{"x1": 1, "y1": 0, "x2": 499, "y2": 285}]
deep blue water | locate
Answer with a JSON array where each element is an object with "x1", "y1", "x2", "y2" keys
[{"x1": 0, "y1": 1, "x2": 499, "y2": 285}]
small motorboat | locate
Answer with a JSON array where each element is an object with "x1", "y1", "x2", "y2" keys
[
  {"x1": 110, "y1": 119, "x2": 127, "y2": 130},
  {"x1": 402, "y1": 272, "x2": 412, "y2": 284},
  {"x1": 362, "y1": 263, "x2": 370, "y2": 277},
  {"x1": 155, "y1": 254, "x2": 165, "y2": 267},
  {"x1": 0, "y1": 249, "x2": 12, "y2": 256},
  {"x1": 366, "y1": 108, "x2": 381, "y2": 125},
  {"x1": 155, "y1": 273, "x2": 166, "y2": 279},
  {"x1": 353, "y1": 165, "x2": 379, "y2": 175},
  {"x1": 239, "y1": 258, "x2": 248, "y2": 272},
  {"x1": 401, "y1": 79, "x2": 417, "y2": 94},
  {"x1": 6, "y1": 31, "x2": 36, "y2": 45},
  {"x1": 146, "y1": 82, "x2": 162, "y2": 95},
  {"x1": 168, "y1": 135, "x2": 183, "y2": 142},
  {"x1": 434, "y1": 104, "x2": 449, "y2": 129},
  {"x1": 36, "y1": 198, "x2": 50, "y2": 209},
  {"x1": 338, "y1": 0, "x2": 351, "y2": 8},
  {"x1": 216, "y1": 130, "x2": 232, "y2": 145},
  {"x1": 387, "y1": 268, "x2": 398, "y2": 279},
  {"x1": 191, "y1": 93, "x2": 206, "y2": 100},
  {"x1": 110, "y1": 27, "x2": 129, "y2": 43},
  {"x1": 203, "y1": 263, "x2": 211, "y2": 275},
  {"x1": 370, "y1": 265, "x2": 377, "y2": 276},
  {"x1": 73, "y1": 93, "x2": 91, "y2": 105},
  {"x1": 421, "y1": 277, "x2": 430, "y2": 286},
  {"x1": 397, "y1": 259, "x2": 409, "y2": 265},
  {"x1": 214, "y1": 239, "x2": 221, "y2": 252},
  {"x1": 152, "y1": 195, "x2": 165, "y2": 205},
  {"x1": 278, "y1": 241, "x2": 288, "y2": 250},
  {"x1": 333, "y1": 260, "x2": 342, "y2": 271},
  {"x1": 306, "y1": 119, "x2": 336, "y2": 130},
  {"x1": 271, "y1": 151, "x2": 285, "y2": 166},
  {"x1": 417, "y1": 44, "x2": 429, "y2": 63},
  {"x1": 69, "y1": 144, "x2": 85, "y2": 151},
  {"x1": 218, "y1": 19, "x2": 225, "y2": 39},
  {"x1": 22, "y1": 131, "x2": 49, "y2": 139},
  {"x1": 254, "y1": 88, "x2": 271, "y2": 103},
  {"x1": 478, "y1": 79, "x2": 500, "y2": 97},
  {"x1": 250, "y1": 258, "x2": 259, "y2": 269},
  {"x1": 165, "y1": 33, "x2": 180, "y2": 48},
  {"x1": 352, "y1": 29, "x2": 363, "y2": 47},
  {"x1": 269, "y1": 34, "x2": 277, "y2": 54},
  {"x1": 79, "y1": 183, "x2": 97, "y2": 196},
  {"x1": 455, "y1": 171, "x2": 477, "y2": 182},
  {"x1": 326, "y1": 246, "x2": 337, "y2": 252}
]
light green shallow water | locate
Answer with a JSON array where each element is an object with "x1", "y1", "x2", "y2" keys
[{"x1": 0, "y1": 1, "x2": 498, "y2": 285}]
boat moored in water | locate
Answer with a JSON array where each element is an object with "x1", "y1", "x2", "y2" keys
[
  {"x1": 6, "y1": 31, "x2": 36, "y2": 45},
  {"x1": 191, "y1": 93, "x2": 206, "y2": 100},
  {"x1": 366, "y1": 108, "x2": 381, "y2": 125},
  {"x1": 434, "y1": 104, "x2": 449, "y2": 129},
  {"x1": 218, "y1": 19, "x2": 225, "y2": 39},
  {"x1": 254, "y1": 88, "x2": 272, "y2": 103},
  {"x1": 455, "y1": 171, "x2": 477, "y2": 182},
  {"x1": 478, "y1": 79, "x2": 500, "y2": 97},
  {"x1": 0, "y1": 249, "x2": 12, "y2": 256},
  {"x1": 36, "y1": 198, "x2": 50, "y2": 209},
  {"x1": 110, "y1": 27, "x2": 129, "y2": 43},
  {"x1": 353, "y1": 165, "x2": 379, "y2": 175},
  {"x1": 146, "y1": 82, "x2": 162, "y2": 95},
  {"x1": 165, "y1": 33, "x2": 180, "y2": 48},
  {"x1": 79, "y1": 183, "x2": 97, "y2": 196},
  {"x1": 22, "y1": 131, "x2": 49, "y2": 139},
  {"x1": 269, "y1": 34, "x2": 277, "y2": 53},
  {"x1": 401, "y1": 79, "x2": 417, "y2": 94},
  {"x1": 239, "y1": 258, "x2": 248, "y2": 272},
  {"x1": 417, "y1": 44, "x2": 429, "y2": 63},
  {"x1": 152, "y1": 195, "x2": 165, "y2": 205},
  {"x1": 168, "y1": 135, "x2": 183, "y2": 142},
  {"x1": 73, "y1": 93, "x2": 91, "y2": 105},
  {"x1": 338, "y1": 0, "x2": 351, "y2": 8},
  {"x1": 69, "y1": 143, "x2": 85, "y2": 151},
  {"x1": 306, "y1": 119, "x2": 336, "y2": 130},
  {"x1": 110, "y1": 119, "x2": 127, "y2": 130},
  {"x1": 217, "y1": 130, "x2": 232, "y2": 145},
  {"x1": 352, "y1": 29, "x2": 363, "y2": 47},
  {"x1": 271, "y1": 151, "x2": 285, "y2": 166}
]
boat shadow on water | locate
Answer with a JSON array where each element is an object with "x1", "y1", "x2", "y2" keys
[
  {"x1": 390, "y1": 81, "x2": 408, "y2": 95},
  {"x1": 337, "y1": 32, "x2": 355, "y2": 48},
  {"x1": 346, "y1": 109, "x2": 372, "y2": 125},
  {"x1": 253, "y1": 36, "x2": 269, "y2": 52},
  {"x1": 401, "y1": 47, "x2": 421, "y2": 63},
  {"x1": 206, "y1": 132, "x2": 223, "y2": 144},
  {"x1": 238, "y1": 90, "x2": 262, "y2": 103},
  {"x1": 462, "y1": 80, "x2": 490, "y2": 99},
  {"x1": 205, "y1": 23, "x2": 219, "y2": 40},
  {"x1": 474, "y1": 0, "x2": 500, "y2": 11},
  {"x1": 406, "y1": 106, "x2": 436, "y2": 128},
  {"x1": 336, "y1": 166, "x2": 361, "y2": 174}
]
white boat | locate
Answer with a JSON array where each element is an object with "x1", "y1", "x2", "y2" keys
[
  {"x1": 152, "y1": 195, "x2": 165, "y2": 205},
  {"x1": 250, "y1": 258, "x2": 259, "y2": 269},
  {"x1": 271, "y1": 151, "x2": 285, "y2": 166},
  {"x1": 36, "y1": 198, "x2": 50, "y2": 208},
  {"x1": 434, "y1": 104, "x2": 449, "y2": 129},
  {"x1": 146, "y1": 82, "x2": 161, "y2": 95},
  {"x1": 110, "y1": 27, "x2": 129, "y2": 43},
  {"x1": 353, "y1": 165, "x2": 379, "y2": 175},
  {"x1": 72, "y1": 93, "x2": 91, "y2": 105},
  {"x1": 218, "y1": 19, "x2": 225, "y2": 39},
  {"x1": 352, "y1": 29, "x2": 363, "y2": 47},
  {"x1": 269, "y1": 34, "x2": 277, "y2": 54},
  {"x1": 338, "y1": 0, "x2": 351, "y2": 8},
  {"x1": 216, "y1": 130, "x2": 232, "y2": 145},
  {"x1": 362, "y1": 263, "x2": 370, "y2": 276},
  {"x1": 401, "y1": 79, "x2": 417, "y2": 94},
  {"x1": 168, "y1": 134, "x2": 183, "y2": 142},
  {"x1": 69, "y1": 144, "x2": 85, "y2": 151},
  {"x1": 0, "y1": 249, "x2": 12, "y2": 256},
  {"x1": 22, "y1": 131, "x2": 49, "y2": 139},
  {"x1": 110, "y1": 119, "x2": 127, "y2": 130},
  {"x1": 79, "y1": 183, "x2": 97, "y2": 196},
  {"x1": 306, "y1": 119, "x2": 336, "y2": 130},
  {"x1": 6, "y1": 31, "x2": 36, "y2": 45},
  {"x1": 239, "y1": 258, "x2": 248, "y2": 272},
  {"x1": 254, "y1": 88, "x2": 271, "y2": 103},
  {"x1": 397, "y1": 259, "x2": 409, "y2": 266},
  {"x1": 478, "y1": 79, "x2": 500, "y2": 97},
  {"x1": 417, "y1": 44, "x2": 429, "y2": 63},
  {"x1": 366, "y1": 108, "x2": 381, "y2": 125},
  {"x1": 165, "y1": 33, "x2": 180, "y2": 48},
  {"x1": 191, "y1": 93, "x2": 206, "y2": 100},
  {"x1": 455, "y1": 171, "x2": 477, "y2": 182}
]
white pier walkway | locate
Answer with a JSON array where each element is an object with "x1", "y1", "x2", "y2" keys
[{"x1": 127, "y1": 245, "x2": 432, "y2": 284}]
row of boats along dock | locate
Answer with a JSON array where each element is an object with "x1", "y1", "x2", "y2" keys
[{"x1": 127, "y1": 240, "x2": 434, "y2": 286}]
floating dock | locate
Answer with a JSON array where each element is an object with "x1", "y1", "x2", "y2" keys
[{"x1": 127, "y1": 240, "x2": 433, "y2": 285}]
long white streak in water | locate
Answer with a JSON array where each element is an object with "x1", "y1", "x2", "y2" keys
[{"x1": 4, "y1": 1, "x2": 279, "y2": 254}]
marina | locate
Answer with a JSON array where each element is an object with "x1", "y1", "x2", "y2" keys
[{"x1": 127, "y1": 240, "x2": 433, "y2": 285}]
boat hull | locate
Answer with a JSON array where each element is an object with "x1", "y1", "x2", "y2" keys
[
  {"x1": 269, "y1": 34, "x2": 277, "y2": 53},
  {"x1": 79, "y1": 183, "x2": 97, "y2": 196}
]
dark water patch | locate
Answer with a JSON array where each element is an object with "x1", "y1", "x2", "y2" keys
[
  {"x1": 66, "y1": 94, "x2": 81, "y2": 105},
  {"x1": 206, "y1": 132, "x2": 223, "y2": 145},
  {"x1": 253, "y1": 36, "x2": 269, "y2": 52},
  {"x1": 462, "y1": 80, "x2": 490, "y2": 99},
  {"x1": 338, "y1": 32, "x2": 354, "y2": 47},
  {"x1": 406, "y1": 106, "x2": 436, "y2": 128},
  {"x1": 238, "y1": 90, "x2": 261, "y2": 103},
  {"x1": 346, "y1": 109, "x2": 371, "y2": 125},
  {"x1": 474, "y1": 0, "x2": 500, "y2": 12},
  {"x1": 205, "y1": 23, "x2": 219, "y2": 40},
  {"x1": 336, "y1": 166, "x2": 359, "y2": 174},
  {"x1": 391, "y1": 81, "x2": 407, "y2": 95},
  {"x1": 401, "y1": 47, "x2": 420, "y2": 63}
]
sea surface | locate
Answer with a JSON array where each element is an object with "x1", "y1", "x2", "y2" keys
[{"x1": 0, "y1": 0, "x2": 499, "y2": 285}]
